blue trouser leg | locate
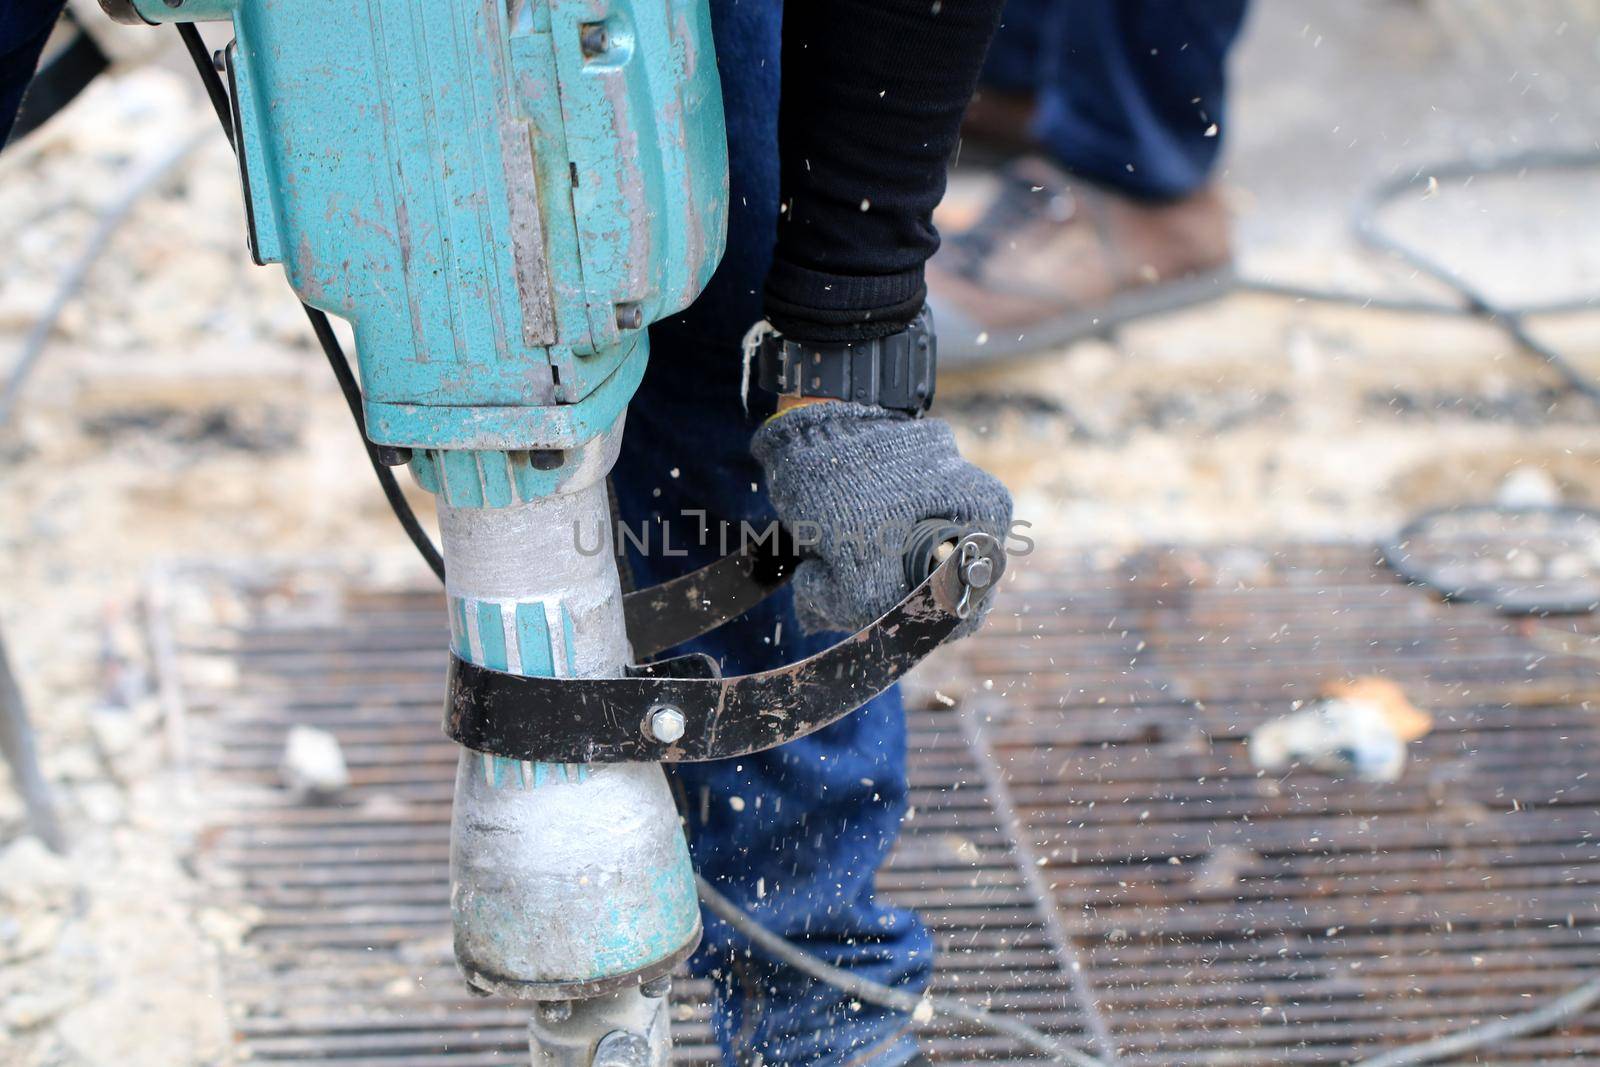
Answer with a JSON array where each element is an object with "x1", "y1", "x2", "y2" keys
[
  {"x1": 609, "y1": 2, "x2": 932, "y2": 1065},
  {"x1": 983, "y1": 0, "x2": 1249, "y2": 199}
]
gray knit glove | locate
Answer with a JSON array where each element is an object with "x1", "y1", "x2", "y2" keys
[{"x1": 751, "y1": 402, "x2": 1013, "y2": 635}]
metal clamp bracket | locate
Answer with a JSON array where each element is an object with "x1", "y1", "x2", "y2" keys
[
  {"x1": 620, "y1": 527, "x2": 801, "y2": 660},
  {"x1": 445, "y1": 531, "x2": 1005, "y2": 763}
]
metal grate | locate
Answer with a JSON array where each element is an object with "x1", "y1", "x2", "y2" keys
[{"x1": 168, "y1": 543, "x2": 1600, "y2": 1065}]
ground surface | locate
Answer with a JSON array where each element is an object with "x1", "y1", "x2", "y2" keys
[
  {"x1": 0, "y1": 2, "x2": 1597, "y2": 1064},
  {"x1": 179, "y1": 546, "x2": 1600, "y2": 1065}
]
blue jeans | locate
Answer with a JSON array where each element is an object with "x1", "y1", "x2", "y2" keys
[
  {"x1": 983, "y1": 0, "x2": 1250, "y2": 200},
  {"x1": 609, "y1": 3, "x2": 932, "y2": 1065}
]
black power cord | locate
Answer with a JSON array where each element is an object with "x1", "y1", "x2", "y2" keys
[
  {"x1": 175, "y1": 23, "x2": 444, "y2": 583},
  {"x1": 1379, "y1": 503, "x2": 1600, "y2": 615},
  {"x1": 1238, "y1": 148, "x2": 1600, "y2": 414},
  {"x1": 1352, "y1": 149, "x2": 1600, "y2": 408}
]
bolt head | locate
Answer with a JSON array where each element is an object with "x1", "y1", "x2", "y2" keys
[
  {"x1": 373, "y1": 445, "x2": 412, "y2": 467},
  {"x1": 647, "y1": 705, "x2": 687, "y2": 744},
  {"x1": 527, "y1": 449, "x2": 564, "y2": 471},
  {"x1": 962, "y1": 555, "x2": 995, "y2": 589},
  {"x1": 594, "y1": 1031, "x2": 650, "y2": 1067}
]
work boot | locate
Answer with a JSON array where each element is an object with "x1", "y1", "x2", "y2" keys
[
  {"x1": 927, "y1": 154, "x2": 1233, "y2": 365},
  {"x1": 957, "y1": 88, "x2": 1037, "y2": 159}
]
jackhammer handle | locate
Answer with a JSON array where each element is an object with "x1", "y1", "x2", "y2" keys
[
  {"x1": 753, "y1": 519, "x2": 983, "y2": 588},
  {"x1": 902, "y1": 518, "x2": 972, "y2": 587}
]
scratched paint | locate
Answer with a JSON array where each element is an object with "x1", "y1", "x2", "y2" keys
[{"x1": 136, "y1": 0, "x2": 726, "y2": 451}]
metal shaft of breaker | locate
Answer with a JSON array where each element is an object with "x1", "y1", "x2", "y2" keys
[{"x1": 439, "y1": 423, "x2": 700, "y2": 1065}]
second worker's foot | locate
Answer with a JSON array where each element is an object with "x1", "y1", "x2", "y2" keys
[{"x1": 928, "y1": 154, "x2": 1235, "y2": 366}]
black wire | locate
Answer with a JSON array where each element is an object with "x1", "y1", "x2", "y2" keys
[
  {"x1": 1240, "y1": 149, "x2": 1600, "y2": 409},
  {"x1": 175, "y1": 24, "x2": 232, "y2": 143},
  {"x1": 1351, "y1": 148, "x2": 1600, "y2": 408},
  {"x1": 1237, "y1": 277, "x2": 1600, "y2": 319},
  {"x1": 176, "y1": 23, "x2": 445, "y2": 583},
  {"x1": 301, "y1": 305, "x2": 447, "y2": 582},
  {"x1": 1378, "y1": 503, "x2": 1600, "y2": 616}
]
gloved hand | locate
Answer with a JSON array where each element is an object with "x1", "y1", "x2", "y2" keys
[{"x1": 751, "y1": 400, "x2": 1013, "y2": 634}]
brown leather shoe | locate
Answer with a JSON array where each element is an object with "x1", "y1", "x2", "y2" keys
[
  {"x1": 958, "y1": 88, "x2": 1037, "y2": 159},
  {"x1": 928, "y1": 155, "x2": 1234, "y2": 365}
]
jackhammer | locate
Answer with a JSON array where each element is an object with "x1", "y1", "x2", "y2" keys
[{"x1": 96, "y1": 0, "x2": 1005, "y2": 1062}]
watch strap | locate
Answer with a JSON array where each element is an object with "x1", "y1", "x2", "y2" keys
[{"x1": 756, "y1": 308, "x2": 937, "y2": 414}]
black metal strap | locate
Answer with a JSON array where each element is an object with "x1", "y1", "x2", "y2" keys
[
  {"x1": 756, "y1": 308, "x2": 937, "y2": 414},
  {"x1": 621, "y1": 528, "x2": 802, "y2": 659},
  {"x1": 445, "y1": 532, "x2": 1004, "y2": 763}
]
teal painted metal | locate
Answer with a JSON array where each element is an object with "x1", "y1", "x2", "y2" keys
[
  {"x1": 445, "y1": 585, "x2": 706, "y2": 982},
  {"x1": 408, "y1": 415, "x2": 623, "y2": 506},
  {"x1": 135, "y1": 0, "x2": 727, "y2": 452},
  {"x1": 446, "y1": 593, "x2": 593, "y2": 787}
]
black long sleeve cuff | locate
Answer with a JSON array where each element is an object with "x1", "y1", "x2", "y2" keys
[{"x1": 763, "y1": 259, "x2": 927, "y2": 341}]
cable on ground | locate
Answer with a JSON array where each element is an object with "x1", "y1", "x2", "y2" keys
[
  {"x1": 696, "y1": 873, "x2": 1110, "y2": 1067},
  {"x1": 1378, "y1": 503, "x2": 1600, "y2": 615},
  {"x1": 1351, "y1": 148, "x2": 1600, "y2": 408},
  {"x1": 1351, "y1": 976, "x2": 1600, "y2": 1067}
]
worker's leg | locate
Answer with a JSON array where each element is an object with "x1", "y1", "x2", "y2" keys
[
  {"x1": 960, "y1": 0, "x2": 1048, "y2": 150},
  {"x1": 1026, "y1": 0, "x2": 1248, "y2": 199},
  {"x1": 931, "y1": 0, "x2": 1249, "y2": 361},
  {"x1": 609, "y1": 2, "x2": 931, "y2": 1065}
]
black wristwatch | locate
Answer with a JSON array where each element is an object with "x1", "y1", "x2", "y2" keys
[{"x1": 756, "y1": 307, "x2": 937, "y2": 415}]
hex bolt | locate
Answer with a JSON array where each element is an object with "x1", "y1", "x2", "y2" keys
[
  {"x1": 614, "y1": 303, "x2": 644, "y2": 330},
  {"x1": 593, "y1": 1031, "x2": 650, "y2": 1067},
  {"x1": 579, "y1": 22, "x2": 610, "y2": 58},
  {"x1": 373, "y1": 445, "x2": 413, "y2": 467},
  {"x1": 646, "y1": 705, "x2": 686, "y2": 744},
  {"x1": 528, "y1": 449, "x2": 564, "y2": 471}
]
